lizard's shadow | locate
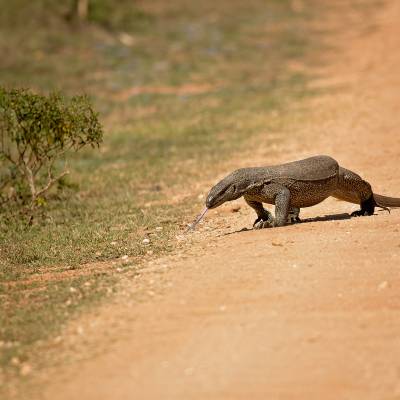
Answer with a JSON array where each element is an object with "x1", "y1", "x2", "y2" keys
[
  {"x1": 220, "y1": 212, "x2": 352, "y2": 237},
  {"x1": 299, "y1": 212, "x2": 352, "y2": 224}
]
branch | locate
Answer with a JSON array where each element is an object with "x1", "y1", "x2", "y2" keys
[
  {"x1": 24, "y1": 163, "x2": 37, "y2": 201},
  {"x1": 35, "y1": 169, "x2": 70, "y2": 199},
  {"x1": 2, "y1": 152, "x2": 25, "y2": 176},
  {"x1": 75, "y1": 0, "x2": 89, "y2": 21},
  {"x1": 0, "y1": 178, "x2": 9, "y2": 192}
]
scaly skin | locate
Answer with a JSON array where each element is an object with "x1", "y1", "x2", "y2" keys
[{"x1": 205, "y1": 155, "x2": 400, "y2": 229}]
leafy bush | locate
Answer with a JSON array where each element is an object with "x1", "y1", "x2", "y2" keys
[{"x1": 0, "y1": 87, "x2": 102, "y2": 210}]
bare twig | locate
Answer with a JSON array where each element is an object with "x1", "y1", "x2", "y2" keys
[
  {"x1": 24, "y1": 163, "x2": 37, "y2": 202},
  {"x1": 35, "y1": 169, "x2": 70, "y2": 199}
]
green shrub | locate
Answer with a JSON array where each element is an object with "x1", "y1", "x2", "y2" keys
[{"x1": 0, "y1": 87, "x2": 102, "y2": 210}]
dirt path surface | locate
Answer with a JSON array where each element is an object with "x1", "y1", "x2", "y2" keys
[{"x1": 41, "y1": 2, "x2": 400, "y2": 399}]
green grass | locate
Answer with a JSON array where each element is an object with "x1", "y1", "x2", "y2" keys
[{"x1": 0, "y1": 0, "x2": 329, "y2": 384}]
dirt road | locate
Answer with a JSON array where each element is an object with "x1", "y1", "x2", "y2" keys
[{"x1": 42, "y1": 2, "x2": 400, "y2": 399}]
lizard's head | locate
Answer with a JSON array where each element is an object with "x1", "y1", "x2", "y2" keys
[{"x1": 205, "y1": 169, "x2": 249, "y2": 209}]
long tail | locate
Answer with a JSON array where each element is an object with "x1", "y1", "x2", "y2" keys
[{"x1": 373, "y1": 193, "x2": 400, "y2": 209}]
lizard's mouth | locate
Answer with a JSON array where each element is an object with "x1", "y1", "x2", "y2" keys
[
  {"x1": 206, "y1": 195, "x2": 222, "y2": 209},
  {"x1": 206, "y1": 190, "x2": 232, "y2": 209},
  {"x1": 206, "y1": 197, "x2": 224, "y2": 209}
]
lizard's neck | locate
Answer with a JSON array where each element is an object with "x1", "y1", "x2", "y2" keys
[{"x1": 232, "y1": 167, "x2": 272, "y2": 192}]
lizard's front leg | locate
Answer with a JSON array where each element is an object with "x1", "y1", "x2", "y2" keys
[
  {"x1": 250, "y1": 184, "x2": 291, "y2": 229},
  {"x1": 274, "y1": 186, "x2": 291, "y2": 227},
  {"x1": 244, "y1": 197, "x2": 274, "y2": 228},
  {"x1": 287, "y1": 207, "x2": 301, "y2": 224}
]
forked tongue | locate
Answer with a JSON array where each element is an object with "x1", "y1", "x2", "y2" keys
[{"x1": 187, "y1": 207, "x2": 208, "y2": 231}]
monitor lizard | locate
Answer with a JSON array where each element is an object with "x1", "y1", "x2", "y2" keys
[{"x1": 189, "y1": 155, "x2": 400, "y2": 230}]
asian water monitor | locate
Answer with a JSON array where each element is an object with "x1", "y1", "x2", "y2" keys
[{"x1": 200, "y1": 155, "x2": 400, "y2": 229}]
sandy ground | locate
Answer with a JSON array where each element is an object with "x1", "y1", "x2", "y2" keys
[{"x1": 38, "y1": 1, "x2": 400, "y2": 399}]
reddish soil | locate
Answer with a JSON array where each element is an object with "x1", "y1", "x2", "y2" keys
[{"x1": 40, "y1": 1, "x2": 400, "y2": 399}]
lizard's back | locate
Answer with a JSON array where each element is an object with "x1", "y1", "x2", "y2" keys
[
  {"x1": 265, "y1": 155, "x2": 339, "y2": 181},
  {"x1": 247, "y1": 155, "x2": 340, "y2": 208}
]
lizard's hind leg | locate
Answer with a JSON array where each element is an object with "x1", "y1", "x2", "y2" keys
[
  {"x1": 287, "y1": 207, "x2": 301, "y2": 224},
  {"x1": 351, "y1": 195, "x2": 375, "y2": 217},
  {"x1": 333, "y1": 167, "x2": 375, "y2": 217}
]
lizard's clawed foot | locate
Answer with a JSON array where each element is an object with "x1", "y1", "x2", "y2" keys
[
  {"x1": 351, "y1": 197, "x2": 376, "y2": 217},
  {"x1": 351, "y1": 209, "x2": 373, "y2": 217},
  {"x1": 253, "y1": 216, "x2": 275, "y2": 229},
  {"x1": 287, "y1": 207, "x2": 301, "y2": 224}
]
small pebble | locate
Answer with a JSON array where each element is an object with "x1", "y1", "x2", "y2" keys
[
  {"x1": 54, "y1": 336, "x2": 62, "y2": 344},
  {"x1": 184, "y1": 367, "x2": 194, "y2": 376},
  {"x1": 11, "y1": 357, "x2": 20, "y2": 366},
  {"x1": 378, "y1": 281, "x2": 388, "y2": 290},
  {"x1": 143, "y1": 238, "x2": 150, "y2": 245},
  {"x1": 20, "y1": 363, "x2": 32, "y2": 376}
]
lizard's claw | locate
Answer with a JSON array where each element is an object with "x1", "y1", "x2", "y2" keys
[
  {"x1": 351, "y1": 209, "x2": 373, "y2": 217},
  {"x1": 253, "y1": 216, "x2": 275, "y2": 229},
  {"x1": 287, "y1": 207, "x2": 301, "y2": 224}
]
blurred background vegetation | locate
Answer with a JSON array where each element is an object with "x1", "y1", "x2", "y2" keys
[
  {"x1": 0, "y1": 0, "x2": 323, "y2": 378},
  {"x1": 0, "y1": 0, "x2": 314, "y2": 264}
]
